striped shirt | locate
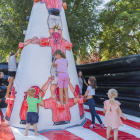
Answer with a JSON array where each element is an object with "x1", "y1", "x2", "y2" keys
[
  {"x1": 41, "y1": 0, "x2": 62, "y2": 11},
  {"x1": 55, "y1": 58, "x2": 68, "y2": 73}
]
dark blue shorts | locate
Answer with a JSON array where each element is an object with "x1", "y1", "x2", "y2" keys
[
  {"x1": 8, "y1": 71, "x2": 16, "y2": 77},
  {"x1": 26, "y1": 112, "x2": 39, "y2": 124}
]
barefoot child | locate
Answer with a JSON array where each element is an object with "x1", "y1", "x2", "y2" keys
[
  {"x1": 103, "y1": 89, "x2": 127, "y2": 140},
  {"x1": 24, "y1": 88, "x2": 41, "y2": 136},
  {"x1": 84, "y1": 77, "x2": 104, "y2": 128},
  {"x1": 53, "y1": 49, "x2": 69, "y2": 106}
]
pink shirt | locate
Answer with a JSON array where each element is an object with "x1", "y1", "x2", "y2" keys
[
  {"x1": 41, "y1": 0, "x2": 62, "y2": 11},
  {"x1": 55, "y1": 58, "x2": 68, "y2": 73}
]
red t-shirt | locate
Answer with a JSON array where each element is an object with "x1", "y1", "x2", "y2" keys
[
  {"x1": 44, "y1": 98, "x2": 74, "y2": 123},
  {"x1": 41, "y1": 0, "x2": 62, "y2": 11}
]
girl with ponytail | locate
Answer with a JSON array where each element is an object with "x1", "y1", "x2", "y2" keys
[
  {"x1": 103, "y1": 89, "x2": 127, "y2": 140},
  {"x1": 84, "y1": 76, "x2": 104, "y2": 129},
  {"x1": 53, "y1": 49, "x2": 69, "y2": 106}
]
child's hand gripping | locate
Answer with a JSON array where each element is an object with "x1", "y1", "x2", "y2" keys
[{"x1": 39, "y1": 92, "x2": 41, "y2": 97}]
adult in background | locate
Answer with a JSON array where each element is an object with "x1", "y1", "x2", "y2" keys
[
  {"x1": 5, "y1": 49, "x2": 20, "y2": 98},
  {"x1": 78, "y1": 71, "x2": 88, "y2": 95}
]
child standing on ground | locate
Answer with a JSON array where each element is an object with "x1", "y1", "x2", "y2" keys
[
  {"x1": 84, "y1": 77, "x2": 104, "y2": 128},
  {"x1": 103, "y1": 89, "x2": 127, "y2": 140},
  {"x1": 53, "y1": 49, "x2": 69, "y2": 106},
  {"x1": 24, "y1": 88, "x2": 41, "y2": 136}
]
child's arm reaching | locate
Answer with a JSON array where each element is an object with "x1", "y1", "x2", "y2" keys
[
  {"x1": 84, "y1": 90, "x2": 89, "y2": 97},
  {"x1": 15, "y1": 48, "x2": 20, "y2": 57},
  {"x1": 37, "y1": 93, "x2": 42, "y2": 103},
  {"x1": 103, "y1": 103, "x2": 106, "y2": 113},
  {"x1": 53, "y1": 58, "x2": 57, "y2": 67},
  {"x1": 118, "y1": 106, "x2": 127, "y2": 120}
]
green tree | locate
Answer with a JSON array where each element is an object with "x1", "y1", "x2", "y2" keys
[
  {"x1": 0, "y1": 0, "x2": 102, "y2": 62},
  {"x1": 0, "y1": 0, "x2": 33, "y2": 62},
  {"x1": 97, "y1": 0, "x2": 140, "y2": 61}
]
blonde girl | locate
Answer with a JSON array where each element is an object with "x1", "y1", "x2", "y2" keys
[{"x1": 103, "y1": 89, "x2": 127, "y2": 140}]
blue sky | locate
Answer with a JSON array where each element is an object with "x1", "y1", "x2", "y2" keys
[
  {"x1": 104, "y1": 0, "x2": 111, "y2": 4},
  {"x1": 97, "y1": 0, "x2": 111, "y2": 10}
]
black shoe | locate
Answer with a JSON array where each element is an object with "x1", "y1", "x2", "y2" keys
[{"x1": 54, "y1": 121, "x2": 70, "y2": 125}]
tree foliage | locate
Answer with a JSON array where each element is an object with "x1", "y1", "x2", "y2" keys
[
  {"x1": 97, "y1": 0, "x2": 140, "y2": 61},
  {"x1": 0, "y1": 0, "x2": 33, "y2": 62},
  {"x1": 0, "y1": 0, "x2": 102, "y2": 62},
  {"x1": 77, "y1": 52, "x2": 100, "y2": 65}
]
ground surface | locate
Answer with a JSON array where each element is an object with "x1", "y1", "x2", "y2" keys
[{"x1": 0, "y1": 105, "x2": 140, "y2": 140}]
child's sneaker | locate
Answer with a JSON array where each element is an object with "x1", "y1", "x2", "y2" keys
[
  {"x1": 89, "y1": 124, "x2": 96, "y2": 129},
  {"x1": 101, "y1": 124, "x2": 105, "y2": 128}
]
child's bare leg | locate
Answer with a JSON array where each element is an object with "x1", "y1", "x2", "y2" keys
[
  {"x1": 33, "y1": 123, "x2": 40, "y2": 136},
  {"x1": 114, "y1": 128, "x2": 118, "y2": 140},
  {"x1": 59, "y1": 88, "x2": 63, "y2": 105},
  {"x1": 24, "y1": 123, "x2": 30, "y2": 136},
  {"x1": 107, "y1": 126, "x2": 112, "y2": 139},
  {"x1": 64, "y1": 88, "x2": 68, "y2": 105},
  {"x1": 49, "y1": 29, "x2": 55, "y2": 39},
  {"x1": 5, "y1": 77, "x2": 14, "y2": 98}
]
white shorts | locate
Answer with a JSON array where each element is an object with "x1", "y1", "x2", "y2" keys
[
  {"x1": 48, "y1": 15, "x2": 62, "y2": 30},
  {"x1": 51, "y1": 76, "x2": 58, "y2": 85}
]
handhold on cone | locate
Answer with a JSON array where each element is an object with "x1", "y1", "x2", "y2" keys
[
  {"x1": 40, "y1": 37, "x2": 50, "y2": 46},
  {"x1": 78, "y1": 98, "x2": 86, "y2": 104},
  {"x1": 63, "y1": 2, "x2": 67, "y2": 10},
  {"x1": 19, "y1": 42, "x2": 24, "y2": 49},
  {"x1": 5, "y1": 98, "x2": 14, "y2": 104},
  {"x1": 78, "y1": 98, "x2": 84, "y2": 104},
  {"x1": 26, "y1": 16, "x2": 30, "y2": 21},
  {"x1": 33, "y1": 0, "x2": 41, "y2": 3},
  {"x1": 65, "y1": 42, "x2": 73, "y2": 51}
]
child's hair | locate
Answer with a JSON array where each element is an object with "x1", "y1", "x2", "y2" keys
[
  {"x1": 78, "y1": 71, "x2": 84, "y2": 83},
  {"x1": 27, "y1": 88, "x2": 36, "y2": 97},
  {"x1": 9, "y1": 52, "x2": 15, "y2": 59},
  {"x1": 107, "y1": 89, "x2": 118, "y2": 105},
  {"x1": 53, "y1": 49, "x2": 66, "y2": 58},
  {"x1": 0, "y1": 72, "x2": 4, "y2": 76},
  {"x1": 88, "y1": 76, "x2": 97, "y2": 89}
]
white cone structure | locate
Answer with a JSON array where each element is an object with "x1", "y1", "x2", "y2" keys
[{"x1": 5, "y1": 1, "x2": 85, "y2": 132}]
